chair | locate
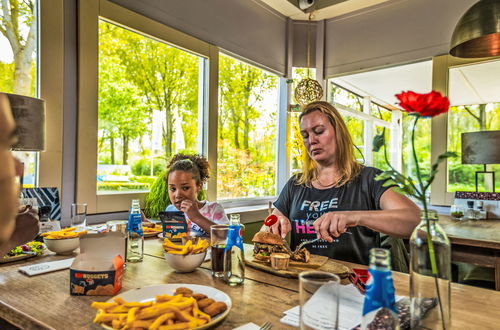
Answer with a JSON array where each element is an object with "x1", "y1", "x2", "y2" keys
[{"x1": 22, "y1": 187, "x2": 61, "y2": 220}]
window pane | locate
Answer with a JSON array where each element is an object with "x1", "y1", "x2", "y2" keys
[
  {"x1": 1, "y1": 0, "x2": 39, "y2": 187},
  {"x1": 97, "y1": 20, "x2": 203, "y2": 193},
  {"x1": 402, "y1": 112, "x2": 431, "y2": 186},
  {"x1": 329, "y1": 82, "x2": 363, "y2": 112},
  {"x1": 342, "y1": 115, "x2": 365, "y2": 162},
  {"x1": 372, "y1": 126, "x2": 390, "y2": 171},
  {"x1": 447, "y1": 103, "x2": 500, "y2": 192},
  {"x1": 217, "y1": 54, "x2": 279, "y2": 199}
]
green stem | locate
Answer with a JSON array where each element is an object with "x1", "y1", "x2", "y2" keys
[{"x1": 412, "y1": 115, "x2": 445, "y2": 329}]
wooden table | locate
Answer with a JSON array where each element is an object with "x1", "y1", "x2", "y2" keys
[
  {"x1": 438, "y1": 215, "x2": 500, "y2": 290},
  {"x1": 1, "y1": 238, "x2": 500, "y2": 329}
]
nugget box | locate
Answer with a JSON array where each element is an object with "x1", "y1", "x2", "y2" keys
[{"x1": 70, "y1": 232, "x2": 125, "y2": 296}]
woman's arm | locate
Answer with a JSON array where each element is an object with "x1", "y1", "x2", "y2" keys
[{"x1": 313, "y1": 188, "x2": 420, "y2": 242}]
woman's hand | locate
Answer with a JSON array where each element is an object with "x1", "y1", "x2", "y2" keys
[{"x1": 313, "y1": 211, "x2": 359, "y2": 242}]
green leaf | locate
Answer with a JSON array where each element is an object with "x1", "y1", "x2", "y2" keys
[{"x1": 372, "y1": 131, "x2": 385, "y2": 152}]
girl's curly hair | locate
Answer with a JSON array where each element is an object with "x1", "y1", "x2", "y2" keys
[{"x1": 166, "y1": 153, "x2": 210, "y2": 185}]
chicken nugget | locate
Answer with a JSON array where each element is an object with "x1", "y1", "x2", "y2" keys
[
  {"x1": 175, "y1": 287, "x2": 193, "y2": 296},
  {"x1": 203, "y1": 301, "x2": 228, "y2": 317},
  {"x1": 197, "y1": 298, "x2": 215, "y2": 309},
  {"x1": 192, "y1": 293, "x2": 207, "y2": 301}
]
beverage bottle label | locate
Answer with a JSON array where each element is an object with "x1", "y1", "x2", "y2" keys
[
  {"x1": 362, "y1": 268, "x2": 398, "y2": 316},
  {"x1": 224, "y1": 225, "x2": 244, "y2": 253}
]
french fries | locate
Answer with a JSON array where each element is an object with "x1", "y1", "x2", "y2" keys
[
  {"x1": 41, "y1": 227, "x2": 87, "y2": 239},
  {"x1": 164, "y1": 232, "x2": 187, "y2": 239},
  {"x1": 143, "y1": 225, "x2": 163, "y2": 233},
  {"x1": 91, "y1": 293, "x2": 212, "y2": 329},
  {"x1": 162, "y1": 238, "x2": 209, "y2": 255}
]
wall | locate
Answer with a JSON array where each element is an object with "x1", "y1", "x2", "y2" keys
[
  {"x1": 109, "y1": 0, "x2": 288, "y2": 75},
  {"x1": 324, "y1": 0, "x2": 477, "y2": 76}
]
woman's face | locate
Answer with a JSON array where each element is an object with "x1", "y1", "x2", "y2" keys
[
  {"x1": 167, "y1": 170, "x2": 202, "y2": 210},
  {"x1": 300, "y1": 110, "x2": 337, "y2": 164}
]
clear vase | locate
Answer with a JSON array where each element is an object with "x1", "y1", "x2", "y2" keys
[{"x1": 410, "y1": 210, "x2": 451, "y2": 329}]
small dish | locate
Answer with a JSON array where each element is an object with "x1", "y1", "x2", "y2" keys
[
  {"x1": 270, "y1": 252, "x2": 290, "y2": 270},
  {"x1": 43, "y1": 237, "x2": 79, "y2": 255}
]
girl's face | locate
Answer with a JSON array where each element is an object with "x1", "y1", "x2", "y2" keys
[
  {"x1": 300, "y1": 110, "x2": 337, "y2": 164},
  {"x1": 167, "y1": 170, "x2": 202, "y2": 210}
]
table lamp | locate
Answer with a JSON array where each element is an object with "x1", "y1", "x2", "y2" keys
[
  {"x1": 4, "y1": 92, "x2": 46, "y2": 188},
  {"x1": 461, "y1": 130, "x2": 500, "y2": 192}
]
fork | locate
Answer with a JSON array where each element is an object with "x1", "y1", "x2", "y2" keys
[
  {"x1": 259, "y1": 321, "x2": 272, "y2": 330},
  {"x1": 293, "y1": 231, "x2": 353, "y2": 253}
]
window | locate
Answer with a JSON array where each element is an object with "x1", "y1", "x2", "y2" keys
[
  {"x1": 0, "y1": 0, "x2": 39, "y2": 187},
  {"x1": 327, "y1": 81, "x2": 399, "y2": 170},
  {"x1": 447, "y1": 103, "x2": 500, "y2": 192},
  {"x1": 445, "y1": 59, "x2": 500, "y2": 194},
  {"x1": 97, "y1": 20, "x2": 205, "y2": 194},
  {"x1": 217, "y1": 54, "x2": 279, "y2": 199}
]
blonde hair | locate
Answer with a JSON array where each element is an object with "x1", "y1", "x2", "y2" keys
[{"x1": 297, "y1": 101, "x2": 362, "y2": 187}]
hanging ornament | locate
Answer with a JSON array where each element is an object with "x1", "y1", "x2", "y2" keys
[{"x1": 294, "y1": 12, "x2": 323, "y2": 106}]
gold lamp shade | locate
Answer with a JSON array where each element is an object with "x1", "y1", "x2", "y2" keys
[{"x1": 450, "y1": 0, "x2": 500, "y2": 58}]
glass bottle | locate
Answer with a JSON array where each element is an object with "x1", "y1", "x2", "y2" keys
[
  {"x1": 223, "y1": 214, "x2": 245, "y2": 286},
  {"x1": 361, "y1": 248, "x2": 399, "y2": 330},
  {"x1": 410, "y1": 210, "x2": 451, "y2": 330},
  {"x1": 476, "y1": 201, "x2": 487, "y2": 220},
  {"x1": 126, "y1": 199, "x2": 144, "y2": 262},
  {"x1": 464, "y1": 200, "x2": 476, "y2": 220}
]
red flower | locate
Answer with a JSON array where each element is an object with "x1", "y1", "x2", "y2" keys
[{"x1": 396, "y1": 91, "x2": 450, "y2": 117}]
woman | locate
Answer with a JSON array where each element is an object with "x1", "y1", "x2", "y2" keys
[
  {"x1": 164, "y1": 154, "x2": 228, "y2": 236},
  {"x1": 0, "y1": 93, "x2": 39, "y2": 256},
  {"x1": 267, "y1": 101, "x2": 420, "y2": 265}
]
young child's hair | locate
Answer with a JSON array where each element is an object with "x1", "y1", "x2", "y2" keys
[{"x1": 166, "y1": 153, "x2": 210, "y2": 185}]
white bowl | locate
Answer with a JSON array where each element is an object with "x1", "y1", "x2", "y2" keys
[
  {"x1": 163, "y1": 250, "x2": 207, "y2": 272},
  {"x1": 43, "y1": 237, "x2": 80, "y2": 255}
]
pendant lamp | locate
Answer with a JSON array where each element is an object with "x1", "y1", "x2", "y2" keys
[
  {"x1": 450, "y1": 0, "x2": 500, "y2": 58},
  {"x1": 294, "y1": 13, "x2": 323, "y2": 106}
]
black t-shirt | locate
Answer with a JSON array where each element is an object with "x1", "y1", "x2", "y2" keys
[{"x1": 273, "y1": 166, "x2": 392, "y2": 265}]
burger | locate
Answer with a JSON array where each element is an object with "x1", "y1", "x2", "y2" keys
[{"x1": 252, "y1": 232, "x2": 311, "y2": 263}]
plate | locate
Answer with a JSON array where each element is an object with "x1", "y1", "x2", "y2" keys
[
  {"x1": 0, "y1": 253, "x2": 37, "y2": 264},
  {"x1": 102, "y1": 284, "x2": 231, "y2": 329},
  {"x1": 143, "y1": 230, "x2": 162, "y2": 238}
]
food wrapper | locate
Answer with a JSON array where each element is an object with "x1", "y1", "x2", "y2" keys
[
  {"x1": 159, "y1": 211, "x2": 187, "y2": 238},
  {"x1": 70, "y1": 232, "x2": 125, "y2": 296}
]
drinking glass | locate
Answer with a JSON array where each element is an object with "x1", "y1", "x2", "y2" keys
[
  {"x1": 300, "y1": 271, "x2": 340, "y2": 330},
  {"x1": 210, "y1": 224, "x2": 229, "y2": 278},
  {"x1": 450, "y1": 204, "x2": 464, "y2": 221},
  {"x1": 71, "y1": 203, "x2": 87, "y2": 231}
]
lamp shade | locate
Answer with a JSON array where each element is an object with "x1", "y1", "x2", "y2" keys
[
  {"x1": 450, "y1": 0, "x2": 500, "y2": 58},
  {"x1": 6, "y1": 93, "x2": 45, "y2": 151},
  {"x1": 462, "y1": 130, "x2": 500, "y2": 164}
]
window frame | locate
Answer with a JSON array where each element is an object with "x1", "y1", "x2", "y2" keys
[
  {"x1": 78, "y1": 0, "x2": 213, "y2": 213},
  {"x1": 430, "y1": 54, "x2": 500, "y2": 206}
]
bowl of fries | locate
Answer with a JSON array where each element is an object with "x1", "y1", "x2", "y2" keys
[
  {"x1": 162, "y1": 238, "x2": 209, "y2": 272},
  {"x1": 42, "y1": 227, "x2": 87, "y2": 255}
]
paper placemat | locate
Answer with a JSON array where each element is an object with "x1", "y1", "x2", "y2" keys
[{"x1": 19, "y1": 258, "x2": 75, "y2": 276}]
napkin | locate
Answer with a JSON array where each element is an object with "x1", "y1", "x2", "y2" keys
[
  {"x1": 19, "y1": 258, "x2": 75, "y2": 276},
  {"x1": 233, "y1": 323, "x2": 260, "y2": 330}
]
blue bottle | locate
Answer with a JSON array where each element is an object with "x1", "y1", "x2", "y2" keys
[
  {"x1": 223, "y1": 214, "x2": 245, "y2": 285},
  {"x1": 361, "y1": 248, "x2": 399, "y2": 330},
  {"x1": 126, "y1": 199, "x2": 143, "y2": 262}
]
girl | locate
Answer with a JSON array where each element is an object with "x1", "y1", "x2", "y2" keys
[{"x1": 164, "y1": 154, "x2": 228, "y2": 236}]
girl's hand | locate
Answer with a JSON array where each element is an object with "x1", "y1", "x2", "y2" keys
[
  {"x1": 313, "y1": 211, "x2": 359, "y2": 242},
  {"x1": 179, "y1": 200, "x2": 201, "y2": 220}
]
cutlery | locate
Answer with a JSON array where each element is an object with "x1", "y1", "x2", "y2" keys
[
  {"x1": 293, "y1": 231, "x2": 352, "y2": 254},
  {"x1": 259, "y1": 321, "x2": 272, "y2": 330}
]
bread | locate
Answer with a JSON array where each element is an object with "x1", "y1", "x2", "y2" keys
[{"x1": 252, "y1": 231, "x2": 284, "y2": 245}]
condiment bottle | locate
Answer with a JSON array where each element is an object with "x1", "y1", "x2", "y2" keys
[
  {"x1": 223, "y1": 214, "x2": 245, "y2": 285},
  {"x1": 476, "y1": 201, "x2": 487, "y2": 220},
  {"x1": 126, "y1": 199, "x2": 143, "y2": 262},
  {"x1": 464, "y1": 200, "x2": 477, "y2": 220},
  {"x1": 361, "y1": 248, "x2": 399, "y2": 330}
]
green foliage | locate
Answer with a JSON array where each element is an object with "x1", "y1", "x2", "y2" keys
[
  {"x1": 144, "y1": 171, "x2": 169, "y2": 219},
  {"x1": 131, "y1": 159, "x2": 165, "y2": 176},
  {"x1": 97, "y1": 182, "x2": 150, "y2": 191}
]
